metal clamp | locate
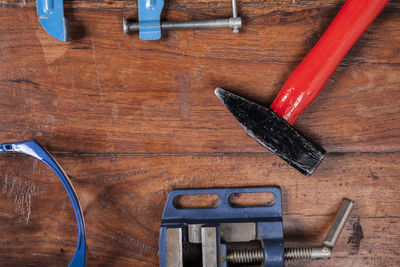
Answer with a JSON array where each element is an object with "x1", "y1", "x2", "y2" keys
[
  {"x1": 0, "y1": 141, "x2": 85, "y2": 266},
  {"x1": 123, "y1": 0, "x2": 242, "y2": 40}
]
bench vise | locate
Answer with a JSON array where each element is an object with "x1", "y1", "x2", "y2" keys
[
  {"x1": 123, "y1": 0, "x2": 241, "y2": 40},
  {"x1": 159, "y1": 187, "x2": 353, "y2": 266}
]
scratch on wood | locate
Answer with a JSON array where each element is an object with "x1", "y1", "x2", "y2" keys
[
  {"x1": 71, "y1": 45, "x2": 91, "y2": 50},
  {"x1": 1, "y1": 174, "x2": 45, "y2": 224},
  {"x1": 369, "y1": 168, "x2": 379, "y2": 180},
  {"x1": 348, "y1": 217, "x2": 364, "y2": 252},
  {"x1": 88, "y1": 169, "x2": 150, "y2": 184},
  {"x1": 90, "y1": 37, "x2": 104, "y2": 100},
  {"x1": 175, "y1": 72, "x2": 191, "y2": 118},
  {"x1": 6, "y1": 79, "x2": 40, "y2": 89},
  {"x1": 116, "y1": 230, "x2": 158, "y2": 254}
]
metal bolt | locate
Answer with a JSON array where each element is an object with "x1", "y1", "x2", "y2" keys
[
  {"x1": 285, "y1": 246, "x2": 331, "y2": 261},
  {"x1": 227, "y1": 247, "x2": 331, "y2": 263}
]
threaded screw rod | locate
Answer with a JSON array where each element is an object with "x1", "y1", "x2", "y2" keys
[
  {"x1": 227, "y1": 249, "x2": 264, "y2": 264},
  {"x1": 226, "y1": 246, "x2": 331, "y2": 264},
  {"x1": 285, "y1": 246, "x2": 331, "y2": 261}
]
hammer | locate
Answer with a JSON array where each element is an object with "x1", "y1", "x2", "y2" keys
[{"x1": 215, "y1": 0, "x2": 389, "y2": 176}]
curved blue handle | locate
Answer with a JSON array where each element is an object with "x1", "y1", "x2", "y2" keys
[
  {"x1": 0, "y1": 140, "x2": 86, "y2": 267},
  {"x1": 36, "y1": 0, "x2": 68, "y2": 41}
]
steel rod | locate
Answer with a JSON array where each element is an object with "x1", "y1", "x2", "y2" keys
[
  {"x1": 323, "y1": 200, "x2": 354, "y2": 248},
  {"x1": 124, "y1": 17, "x2": 242, "y2": 34}
]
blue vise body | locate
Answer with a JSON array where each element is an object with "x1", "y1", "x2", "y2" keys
[{"x1": 159, "y1": 187, "x2": 285, "y2": 267}]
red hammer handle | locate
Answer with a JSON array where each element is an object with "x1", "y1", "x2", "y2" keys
[{"x1": 270, "y1": 0, "x2": 389, "y2": 125}]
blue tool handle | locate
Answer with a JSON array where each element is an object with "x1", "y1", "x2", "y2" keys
[
  {"x1": 0, "y1": 140, "x2": 86, "y2": 267},
  {"x1": 161, "y1": 187, "x2": 282, "y2": 223}
]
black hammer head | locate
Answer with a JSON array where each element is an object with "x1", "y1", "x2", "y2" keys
[{"x1": 215, "y1": 88, "x2": 325, "y2": 176}]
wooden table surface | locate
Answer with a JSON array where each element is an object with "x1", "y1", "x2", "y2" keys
[{"x1": 0, "y1": 0, "x2": 399, "y2": 266}]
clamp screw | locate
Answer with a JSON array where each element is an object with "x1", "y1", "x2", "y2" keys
[{"x1": 227, "y1": 249, "x2": 264, "y2": 264}]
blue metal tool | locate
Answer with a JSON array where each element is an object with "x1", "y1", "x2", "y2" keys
[
  {"x1": 123, "y1": 0, "x2": 241, "y2": 40},
  {"x1": 159, "y1": 187, "x2": 353, "y2": 266},
  {"x1": 0, "y1": 141, "x2": 85, "y2": 267},
  {"x1": 138, "y1": 0, "x2": 164, "y2": 40},
  {"x1": 159, "y1": 187, "x2": 284, "y2": 267},
  {"x1": 37, "y1": 0, "x2": 68, "y2": 41}
]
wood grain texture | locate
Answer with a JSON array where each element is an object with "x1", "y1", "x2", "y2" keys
[
  {"x1": 1, "y1": 153, "x2": 399, "y2": 266},
  {"x1": 0, "y1": 0, "x2": 399, "y2": 266},
  {"x1": 0, "y1": 3, "x2": 399, "y2": 154}
]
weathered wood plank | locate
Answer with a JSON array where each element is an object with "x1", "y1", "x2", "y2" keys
[
  {"x1": 0, "y1": 0, "x2": 399, "y2": 266},
  {"x1": 0, "y1": 5, "x2": 399, "y2": 154},
  {"x1": 0, "y1": 153, "x2": 399, "y2": 266},
  {"x1": 0, "y1": 0, "x2": 353, "y2": 10}
]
